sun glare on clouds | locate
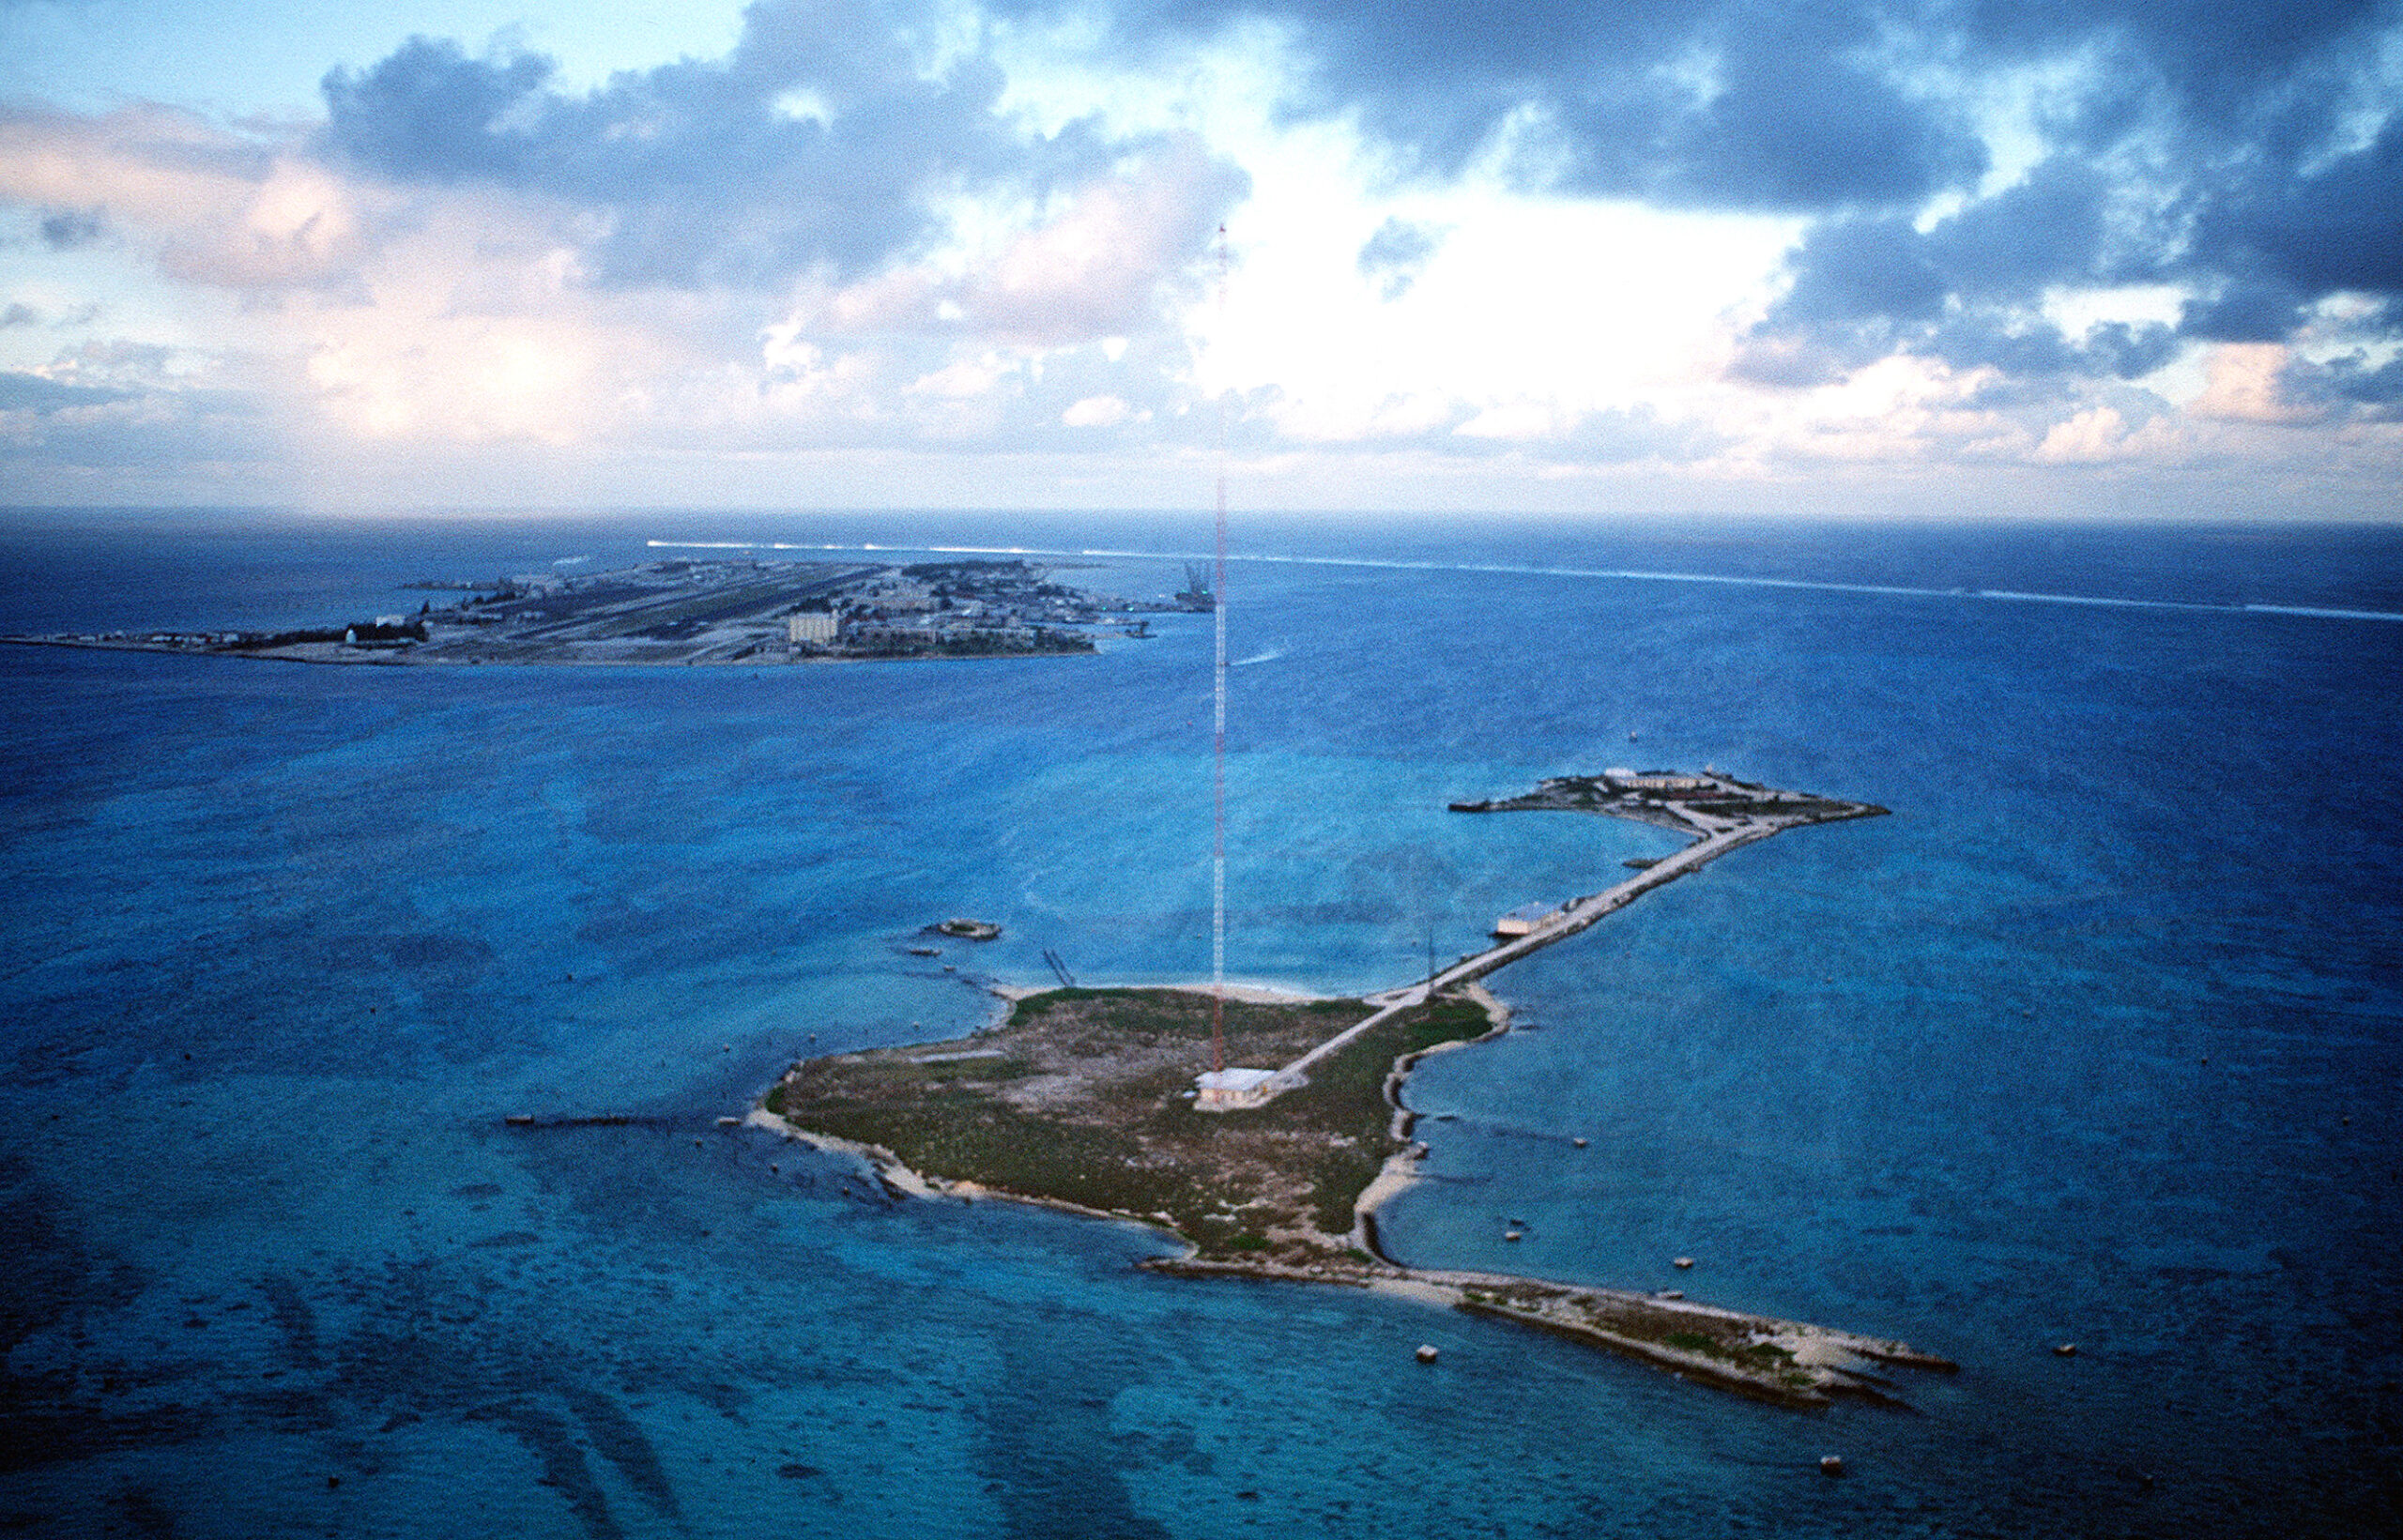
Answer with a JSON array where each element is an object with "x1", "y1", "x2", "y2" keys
[{"x1": 2, "y1": 0, "x2": 2400, "y2": 514}]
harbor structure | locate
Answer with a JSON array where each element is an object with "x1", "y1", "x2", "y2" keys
[
  {"x1": 1194, "y1": 1066, "x2": 1279, "y2": 1109},
  {"x1": 1603, "y1": 768, "x2": 1712, "y2": 794},
  {"x1": 1493, "y1": 901, "x2": 1561, "y2": 938}
]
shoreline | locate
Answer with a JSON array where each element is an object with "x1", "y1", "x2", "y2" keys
[
  {"x1": 742, "y1": 770, "x2": 1939, "y2": 1408},
  {"x1": 747, "y1": 1075, "x2": 1956, "y2": 1408},
  {"x1": 748, "y1": 974, "x2": 1955, "y2": 1410},
  {"x1": 0, "y1": 634, "x2": 1101, "y2": 669},
  {"x1": 0, "y1": 556, "x2": 1134, "y2": 669}
]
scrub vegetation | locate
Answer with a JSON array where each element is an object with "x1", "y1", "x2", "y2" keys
[{"x1": 763, "y1": 986, "x2": 1492, "y2": 1261}]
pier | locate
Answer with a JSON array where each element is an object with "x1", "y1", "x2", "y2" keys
[
  {"x1": 1206, "y1": 770, "x2": 1885, "y2": 1107},
  {"x1": 752, "y1": 768, "x2": 1932, "y2": 1407},
  {"x1": 1266, "y1": 819, "x2": 1776, "y2": 1093}
]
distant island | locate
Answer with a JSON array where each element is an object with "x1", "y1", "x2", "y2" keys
[
  {"x1": 751, "y1": 769, "x2": 1951, "y2": 1408},
  {"x1": 2, "y1": 557, "x2": 1199, "y2": 666}
]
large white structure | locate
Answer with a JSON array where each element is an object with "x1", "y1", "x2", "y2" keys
[
  {"x1": 1194, "y1": 1066, "x2": 1279, "y2": 1110},
  {"x1": 787, "y1": 611, "x2": 837, "y2": 644},
  {"x1": 1492, "y1": 901, "x2": 1560, "y2": 938},
  {"x1": 1603, "y1": 768, "x2": 1710, "y2": 793}
]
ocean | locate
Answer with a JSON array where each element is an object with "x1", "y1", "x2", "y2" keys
[{"x1": 0, "y1": 510, "x2": 2395, "y2": 1537}]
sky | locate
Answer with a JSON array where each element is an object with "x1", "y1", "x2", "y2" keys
[{"x1": 1, "y1": 0, "x2": 2398, "y2": 517}]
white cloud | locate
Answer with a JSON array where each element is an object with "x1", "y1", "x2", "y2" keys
[
  {"x1": 2034, "y1": 405, "x2": 2135, "y2": 463},
  {"x1": 1453, "y1": 402, "x2": 1558, "y2": 441},
  {"x1": 2186, "y1": 343, "x2": 2323, "y2": 425},
  {"x1": 4, "y1": 6, "x2": 2402, "y2": 516},
  {"x1": 1061, "y1": 393, "x2": 1131, "y2": 427}
]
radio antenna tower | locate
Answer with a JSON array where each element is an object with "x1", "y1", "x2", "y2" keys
[{"x1": 1210, "y1": 224, "x2": 1230, "y2": 1076}]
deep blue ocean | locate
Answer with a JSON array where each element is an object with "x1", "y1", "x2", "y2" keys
[{"x1": 0, "y1": 510, "x2": 2395, "y2": 1538}]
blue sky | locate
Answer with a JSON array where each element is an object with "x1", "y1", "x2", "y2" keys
[{"x1": 3, "y1": 0, "x2": 2398, "y2": 515}]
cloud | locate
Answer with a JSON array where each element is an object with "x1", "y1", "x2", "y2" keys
[
  {"x1": 774, "y1": 131, "x2": 1243, "y2": 365},
  {"x1": 2304, "y1": 351, "x2": 2403, "y2": 413},
  {"x1": 0, "y1": 330, "x2": 275, "y2": 494},
  {"x1": 965, "y1": 136, "x2": 1247, "y2": 342},
  {"x1": 0, "y1": 2, "x2": 1249, "y2": 477},
  {"x1": 316, "y1": 2, "x2": 1127, "y2": 288},
  {"x1": 1356, "y1": 217, "x2": 1442, "y2": 299},
  {"x1": 2178, "y1": 117, "x2": 2403, "y2": 327},
  {"x1": 0, "y1": 104, "x2": 371, "y2": 293},
  {"x1": 1061, "y1": 392, "x2": 1132, "y2": 425},
  {"x1": 1002, "y1": 2, "x2": 1996, "y2": 209},
  {"x1": 39, "y1": 207, "x2": 104, "y2": 249},
  {"x1": 6, "y1": 0, "x2": 2399, "y2": 509},
  {"x1": 2030, "y1": 404, "x2": 2181, "y2": 465},
  {"x1": 990, "y1": 5, "x2": 2393, "y2": 389},
  {"x1": 2082, "y1": 320, "x2": 2181, "y2": 381},
  {"x1": 2188, "y1": 343, "x2": 2325, "y2": 424},
  {"x1": 0, "y1": 370, "x2": 130, "y2": 411}
]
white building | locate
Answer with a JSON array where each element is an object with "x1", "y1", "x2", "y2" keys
[
  {"x1": 1492, "y1": 901, "x2": 1560, "y2": 938},
  {"x1": 1603, "y1": 768, "x2": 1710, "y2": 793},
  {"x1": 787, "y1": 611, "x2": 837, "y2": 644},
  {"x1": 1195, "y1": 1067, "x2": 1280, "y2": 1110}
]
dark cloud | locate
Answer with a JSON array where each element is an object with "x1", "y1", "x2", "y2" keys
[
  {"x1": 1921, "y1": 315, "x2": 2084, "y2": 377},
  {"x1": 1001, "y1": 2, "x2": 1990, "y2": 210},
  {"x1": 0, "y1": 371, "x2": 130, "y2": 411},
  {"x1": 2185, "y1": 116, "x2": 2403, "y2": 300},
  {"x1": 1775, "y1": 218, "x2": 1949, "y2": 328},
  {"x1": 38, "y1": 208, "x2": 103, "y2": 249},
  {"x1": 318, "y1": 38, "x2": 557, "y2": 184},
  {"x1": 1356, "y1": 217, "x2": 1442, "y2": 298},
  {"x1": 2287, "y1": 349, "x2": 2403, "y2": 417},
  {"x1": 1568, "y1": 14, "x2": 1987, "y2": 209},
  {"x1": 1956, "y1": 0, "x2": 2393, "y2": 140},
  {"x1": 1, "y1": 302, "x2": 37, "y2": 328},
  {"x1": 1920, "y1": 159, "x2": 2124, "y2": 301},
  {"x1": 1737, "y1": 297, "x2": 2187, "y2": 391},
  {"x1": 2081, "y1": 320, "x2": 2180, "y2": 379},
  {"x1": 1041, "y1": 1, "x2": 2394, "y2": 195},
  {"x1": 318, "y1": 2, "x2": 1125, "y2": 287},
  {"x1": 1002, "y1": 2, "x2": 2399, "y2": 377},
  {"x1": 2177, "y1": 282, "x2": 2307, "y2": 343},
  {"x1": 1731, "y1": 29, "x2": 2395, "y2": 380},
  {"x1": 2329, "y1": 356, "x2": 2403, "y2": 405}
]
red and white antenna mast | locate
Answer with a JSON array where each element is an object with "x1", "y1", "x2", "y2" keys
[{"x1": 1210, "y1": 224, "x2": 1230, "y2": 1075}]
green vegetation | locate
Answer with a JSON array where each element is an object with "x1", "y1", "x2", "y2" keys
[
  {"x1": 750, "y1": 772, "x2": 1947, "y2": 1412},
  {"x1": 1662, "y1": 1331, "x2": 1802, "y2": 1372},
  {"x1": 766, "y1": 987, "x2": 1494, "y2": 1261}
]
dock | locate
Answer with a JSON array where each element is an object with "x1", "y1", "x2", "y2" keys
[{"x1": 1212, "y1": 769, "x2": 1884, "y2": 1107}]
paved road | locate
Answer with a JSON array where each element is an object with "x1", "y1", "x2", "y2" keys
[{"x1": 1273, "y1": 820, "x2": 1779, "y2": 1087}]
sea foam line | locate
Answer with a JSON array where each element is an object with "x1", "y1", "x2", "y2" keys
[{"x1": 639, "y1": 540, "x2": 2403, "y2": 623}]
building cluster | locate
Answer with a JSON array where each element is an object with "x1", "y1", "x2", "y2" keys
[
  {"x1": 1602, "y1": 768, "x2": 1714, "y2": 795},
  {"x1": 778, "y1": 563, "x2": 1131, "y2": 657},
  {"x1": 48, "y1": 556, "x2": 1180, "y2": 667}
]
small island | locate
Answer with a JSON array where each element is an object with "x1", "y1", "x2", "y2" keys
[
  {"x1": 3, "y1": 557, "x2": 1171, "y2": 666},
  {"x1": 753, "y1": 770, "x2": 1953, "y2": 1408}
]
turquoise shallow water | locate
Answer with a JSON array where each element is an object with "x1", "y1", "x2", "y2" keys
[{"x1": 0, "y1": 512, "x2": 2397, "y2": 1537}]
